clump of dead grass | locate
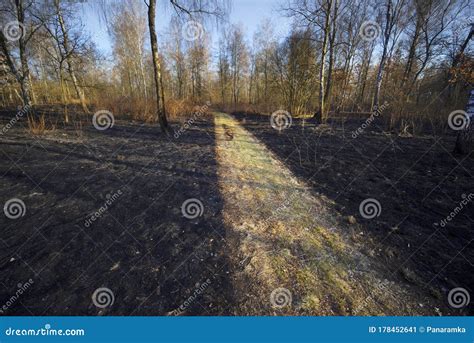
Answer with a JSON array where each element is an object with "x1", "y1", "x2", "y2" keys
[{"x1": 27, "y1": 114, "x2": 55, "y2": 135}]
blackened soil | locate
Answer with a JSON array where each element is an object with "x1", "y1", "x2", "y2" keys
[{"x1": 0, "y1": 109, "x2": 233, "y2": 315}]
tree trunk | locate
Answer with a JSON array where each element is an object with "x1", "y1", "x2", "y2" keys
[
  {"x1": 324, "y1": 0, "x2": 338, "y2": 111},
  {"x1": 55, "y1": 0, "x2": 89, "y2": 113},
  {"x1": 402, "y1": 14, "x2": 422, "y2": 90},
  {"x1": 372, "y1": 0, "x2": 392, "y2": 111},
  {"x1": 147, "y1": 0, "x2": 168, "y2": 132},
  {"x1": 0, "y1": 1, "x2": 33, "y2": 107},
  {"x1": 314, "y1": 0, "x2": 332, "y2": 124}
]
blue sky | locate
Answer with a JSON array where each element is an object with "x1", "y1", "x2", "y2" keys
[{"x1": 79, "y1": 0, "x2": 291, "y2": 57}]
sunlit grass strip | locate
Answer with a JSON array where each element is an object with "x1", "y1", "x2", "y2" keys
[{"x1": 214, "y1": 112, "x2": 437, "y2": 316}]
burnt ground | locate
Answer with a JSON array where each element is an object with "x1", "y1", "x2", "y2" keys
[
  {"x1": 0, "y1": 108, "x2": 233, "y2": 315},
  {"x1": 0, "y1": 106, "x2": 473, "y2": 315},
  {"x1": 232, "y1": 111, "x2": 474, "y2": 315}
]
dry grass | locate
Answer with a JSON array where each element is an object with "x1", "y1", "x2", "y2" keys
[{"x1": 27, "y1": 114, "x2": 55, "y2": 135}]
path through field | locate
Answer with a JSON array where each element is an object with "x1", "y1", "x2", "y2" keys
[{"x1": 215, "y1": 113, "x2": 440, "y2": 315}]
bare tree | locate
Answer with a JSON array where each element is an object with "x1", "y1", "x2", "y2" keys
[
  {"x1": 0, "y1": 0, "x2": 41, "y2": 107},
  {"x1": 146, "y1": 0, "x2": 228, "y2": 132},
  {"x1": 53, "y1": 0, "x2": 89, "y2": 113},
  {"x1": 228, "y1": 25, "x2": 249, "y2": 108},
  {"x1": 146, "y1": 0, "x2": 168, "y2": 131},
  {"x1": 372, "y1": 0, "x2": 406, "y2": 110},
  {"x1": 217, "y1": 29, "x2": 230, "y2": 106}
]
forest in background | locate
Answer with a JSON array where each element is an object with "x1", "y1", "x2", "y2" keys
[{"x1": 0, "y1": 0, "x2": 473, "y2": 135}]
